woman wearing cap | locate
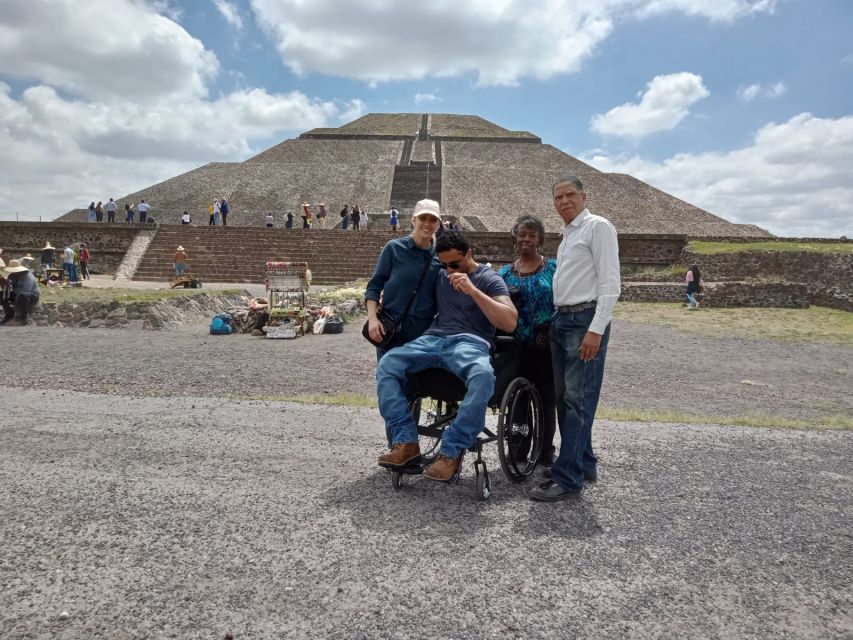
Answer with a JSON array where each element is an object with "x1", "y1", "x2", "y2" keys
[
  {"x1": 498, "y1": 215, "x2": 558, "y2": 467},
  {"x1": 365, "y1": 199, "x2": 442, "y2": 361}
]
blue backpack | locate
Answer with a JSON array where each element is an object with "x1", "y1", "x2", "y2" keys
[{"x1": 210, "y1": 313, "x2": 233, "y2": 335}]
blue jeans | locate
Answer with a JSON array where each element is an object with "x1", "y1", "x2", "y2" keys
[
  {"x1": 686, "y1": 291, "x2": 698, "y2": 306},
  {"x1": 376, "y1": 334, "x2": 495, "y2": 459},
  {"x1": 550, "y1": 309, "x2": 610, "y2": 491},
  {"x1": 175, "y1": 263, "x2": 185, "y2": 277}
]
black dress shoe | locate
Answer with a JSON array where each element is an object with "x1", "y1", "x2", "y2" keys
[
  {"x1": 529, "y1": 480, "x2": 581, "y2": 502},
  {"x1": 542, "y1": 467, "x2": 597, "y2": 482}
]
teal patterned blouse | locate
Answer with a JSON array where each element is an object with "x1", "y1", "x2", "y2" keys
[{"x1": 498, "y1": 257, "x2": 557, "y2": 346}]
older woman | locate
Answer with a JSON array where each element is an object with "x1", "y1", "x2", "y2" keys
[
  {"x1": 498, "y1": 215, "x2": 558, "y2": 466},
  {"x1": 364, "y1": 199, "x2": 441, "y2": 360}
]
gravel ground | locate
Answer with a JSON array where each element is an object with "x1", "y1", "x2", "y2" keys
[{"x1": 1, "y1": 318, "x2": 851, "y2": 639}]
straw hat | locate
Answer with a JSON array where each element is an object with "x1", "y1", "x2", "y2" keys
[
  {"x1": 43, "y1": 242, "x2": 54, "y2": 250},
  {"x1": 19, "y1": 254, "x2": 35, "y2": 264},
  {"x1": 2, "y1": 259, "x2": 29, "y2": 275},
  {"x1": 176, "y1": 245, "x2": 185, "y2": 252}
]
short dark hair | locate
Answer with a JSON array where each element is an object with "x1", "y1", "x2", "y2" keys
[
  {"x1": 435, "y1": 230, "x2": 470, "y2": 254},
  {"x1": 552, "y1": 176, "x2": 585, "y2": 195},
  {"x1": 510, "y1": 215, "x2": 546, "y2": 247}
]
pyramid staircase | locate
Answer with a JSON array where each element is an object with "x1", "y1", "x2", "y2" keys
[{"x1": 132, "y1": 225, "x2": 397, "y2": 285}]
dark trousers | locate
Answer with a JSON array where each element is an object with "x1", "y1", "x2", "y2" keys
[
  {"x1": 139, "y1": 211, "x2": 147, "y2": 224},
  {"x1": 222, "y1": 212, "x2": 227, "y2": 226},
  {"x1": 517, "y1": 345, "x2": 557, "y2": 459},
  {"x1": 2, "y1": 293, "x2": 38, "y2": 323},
  {"x1": 107, "y1": 211, "x2": 115, "y2": 223}
]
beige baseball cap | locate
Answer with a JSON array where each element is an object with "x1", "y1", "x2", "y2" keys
[{"x1": 412, "y1": 199, "x2": 441, "y2": 221}]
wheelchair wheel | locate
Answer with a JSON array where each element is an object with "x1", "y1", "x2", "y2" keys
[
  {"x1": 391, "y1": 471, "x2": 403, "y2": 491},
  {"x1": 409, "y1": 395, "x2": 456, "y2": 463},
  {"x1": 497, "y1": 377, "x2": 543, "y2": 481}
]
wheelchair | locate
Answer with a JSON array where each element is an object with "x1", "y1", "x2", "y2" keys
[{"x1": 392, "y1": 335, "x2": 545, "y2": 501}]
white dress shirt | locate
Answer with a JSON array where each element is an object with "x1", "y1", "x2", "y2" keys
[{"x1": 553, "y1": 209, "x2": 621, "y2": 335}]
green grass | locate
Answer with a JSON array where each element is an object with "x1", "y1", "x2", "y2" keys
[
  {"x1": 621, "y1": 264, "x2": 688, "y2": 280},
  {"x1": 616, "y1": 302, "x2": 853, "y2": 345},
  {"x1": 38, "y1": 287, "x2": 244, "y2": 305},
  {"x1": 598, "y1": 406, "x2": 853, "y2": 430},
  {"x1": 228, "y1": 392, "x2": 851, "y2": 430},
  {"x1": 317, "y1": 279, "x2": 368, "y2": 305},
  {"x1": 226, "y1": 392, "x2": 377, "y2": 408},
  {"x1": 689, "y1": 240, "x2": 853, "y2": 254}
]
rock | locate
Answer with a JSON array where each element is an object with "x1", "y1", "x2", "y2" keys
[{"x1": 59, "y1": 611, "x2": 70, "y2": 620}]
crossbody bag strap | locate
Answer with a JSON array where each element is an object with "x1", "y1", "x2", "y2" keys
[{"x1": 394, "y1": 253, "x2": 432, "y2": 330}]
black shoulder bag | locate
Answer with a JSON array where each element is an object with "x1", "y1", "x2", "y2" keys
[{"x1": 362, "y1": 255, "x2": 432, "y2": 349}]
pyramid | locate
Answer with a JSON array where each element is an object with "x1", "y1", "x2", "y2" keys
[{"x1": 59, "y1": 113, "x2": 771, "y2": 237}]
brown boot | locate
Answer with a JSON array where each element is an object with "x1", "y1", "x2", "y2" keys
[
  {"x1": 378, "y1": 443, "x2": 421, "y2": 469},
  {"x1": 424, "y1": 453, "x2": 461, "y2": 482}
]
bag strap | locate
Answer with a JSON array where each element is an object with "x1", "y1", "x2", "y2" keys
[{"x1": 393, "y1": 253, "x2": 432, "y2": 331}]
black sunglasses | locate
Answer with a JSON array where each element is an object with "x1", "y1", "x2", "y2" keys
[{"x1": 440, "y1": 261, "x2": 462, "y2": 269}]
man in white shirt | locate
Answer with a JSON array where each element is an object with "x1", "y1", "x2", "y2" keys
[
  {"x1": 104, "y1": 198, "x2": 117, "y2": 223},
  {"x1": 530, "y1": 176, "x2": 621, "y2": 502},
  {"x1": 137, "y1": 199, "x2": 150, "y2": 224}
]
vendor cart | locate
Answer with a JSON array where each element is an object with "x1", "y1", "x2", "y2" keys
[
  {"x1": 170, "y1": 273, "x2": 202, "y2": 288},
  {"x1": 265, "y1": 261, "x2": 310, "y2": 337}
]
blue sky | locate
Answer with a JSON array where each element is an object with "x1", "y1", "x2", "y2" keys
[{"x1": 1, "y1": 0, "x2": 851, "y2": 237}]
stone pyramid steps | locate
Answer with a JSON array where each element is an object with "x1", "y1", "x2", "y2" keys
[{"x1": 133, "y1": 225, "x2": 396, "y2": 285}]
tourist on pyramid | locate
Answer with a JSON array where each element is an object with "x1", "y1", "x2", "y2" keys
[
  {"x1": 174, "y1": 246, "x2": 187, "y2": 277},
  {"x1": 340, "y1": 204, "x2": 350, "y2": 229},
  {"x1": 316, "y1": 203, "x2": 327, "y2": 228},
  {"x1": 181, "y1": 211, "x2": 191, "y2": 225},
  {"x1": 208, "y1": 202, "x2": 215, "y2": 225},
  {"x1": 95, "y1": 201, "x2": 104, "y2": 222},
  {"x1": 300, "y1": 203, "x2": 311, "y2": 228},
  {"x1": 285, "y1": 212, "x2": 293, "y2": 228},
  {"x1": 374, "y1": 229, "x2": 517, "y2": 482},
  {"x1": 213, "y1": 199, "x2": 221, "y2": 225},
  {"x1": 389, "y1": 207, "x2": 399, "y2": 231},
  {"x1": 265, "y1": 214, "x2": 274, "y2": 228},
  {"x1": 105, "y1": 198, "x2": 117, "y2": 223},
  {"x1": 220, "y1": 198, "x2": 229, "y2": 226},
  {"x1": 137, "y1": 199, "x2": 150, "y2": 224},
  {"x1": 87, "y1": 202, "x2": 96, "y2": 223},
  {"x1": 124, "y1": 203, "x2": 134, "y2": 224},
  {"x1": 359, "y1": 208, "x2": 369, "y2": 230},
  {"x1": 351, "y1": 205, "x2": 361, "y2": 230}
]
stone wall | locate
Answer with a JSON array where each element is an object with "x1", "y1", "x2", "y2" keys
[
  {"x1": 684, "y1": 249, "x2": 853, "y2": 311},
  {"x1": 31, "y1": 292, "x2": 249, "y2": 329},
  {"x1": 465, "y1": 232, "x2": 686, "y2": 265},
  {"x1": 0, "y1": 222, "x2": 141, "y2": 274}
]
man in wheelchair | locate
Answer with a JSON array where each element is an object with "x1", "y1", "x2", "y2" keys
[{"x1": 376, "y1": 230, "x2": 518, "y2": 481}]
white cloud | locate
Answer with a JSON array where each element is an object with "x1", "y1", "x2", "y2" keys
[
  {"x1": 0, "y1": 1, "x2": 366, "y2": 218},
  {"x1": 738, "y1": 83, "x2": 761, "y2": 102},
  {"x1": 766, "y1": 81, "x2": 786, "y2": 97},
  {"x1": 738, "y1": 81, "x2": 786, "y2": 101},
  {"x1": 634, "y1": 0, "x2": 778, "y2": 22},
  {"x1": 0, "y1": 0, "x2": 217, "y2": 102},
  {"x1": 414, "y1": 93, "x2": 441, "y2": 104},
  {"x1": 590, "y1": 72, "x2": 709, "y2": 138},
  {"x1": 213, "y1": 0, "x2": 244, "y2": 31},
  {"x1": 247, "y1": 1, "x2": 777, "y2": 85},
  {"x1": 583, "y1": 113, "x2": 853, "y2": 238}
]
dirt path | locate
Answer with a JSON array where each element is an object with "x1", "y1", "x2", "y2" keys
[{"x1": 2, "y1": 318, "x2": 850, "y2": 424}]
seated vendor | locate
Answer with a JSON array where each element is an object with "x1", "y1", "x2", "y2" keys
[
  {"x1": 376, "y1": 231, "x2": 517, "y2": 482},
  {"x1": 2, "y1": 259, "x2": 40, "y2": 326}
]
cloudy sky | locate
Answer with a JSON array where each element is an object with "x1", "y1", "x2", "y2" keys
[{"x1": 1, "y1": 0, "x2": 851, "y2": 237}]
